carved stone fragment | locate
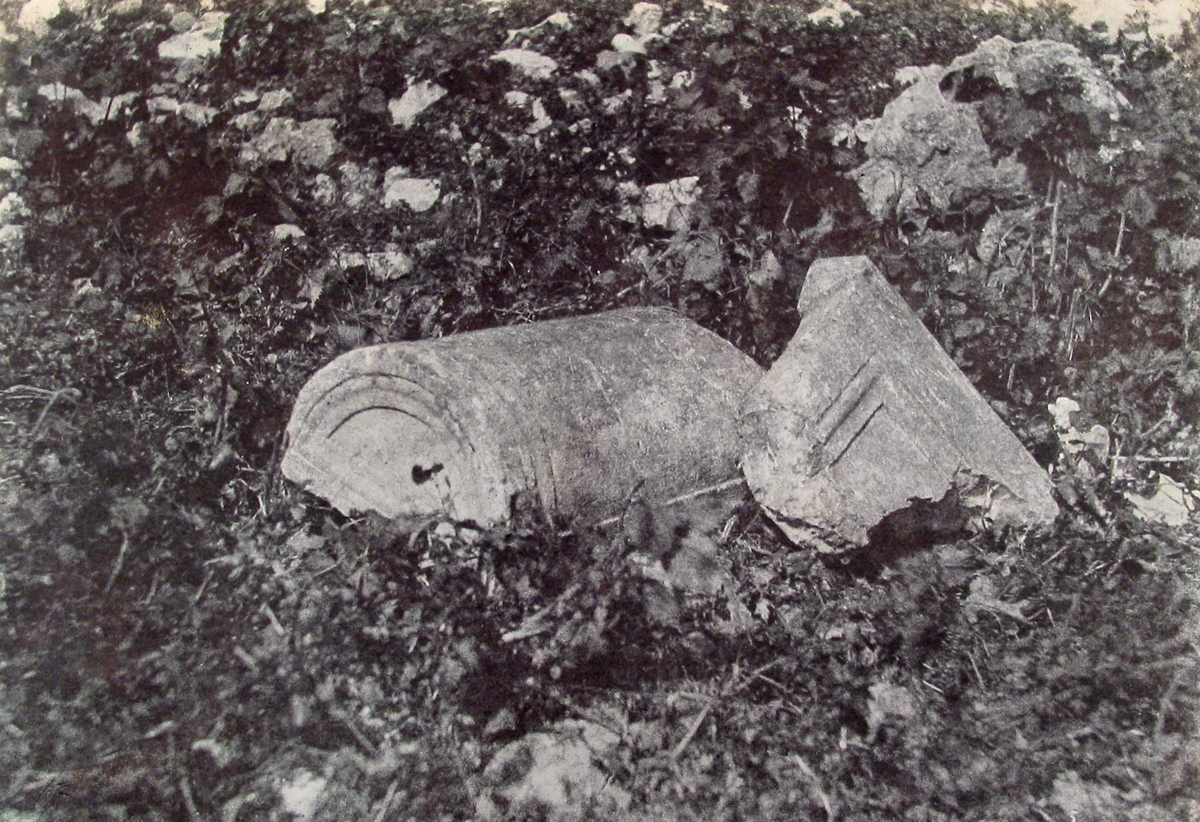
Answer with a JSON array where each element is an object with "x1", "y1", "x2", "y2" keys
[
  {"x1": 740, "y1": 256, "x2": 1059, "y2": 551},
  {"x1": 282, "y1": 307, "x2": 762, "y2": 527}
]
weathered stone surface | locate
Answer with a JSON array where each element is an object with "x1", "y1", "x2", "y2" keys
[
  {"x1": 851, "y1": 36, "x2": 1124, "y2": 223},
  {"x1": 382, "y1": 170, "x2": 440, "y2": 211},
  {"x1": 740, "y1": 256, "x2": 1058, "y2": 551},
  {"x1": 240, "y1": 117, "x2": 339, "y2": 168},
  {"x1": 851, "y1": 65, "x2": 1029, "y2": 222},
  {"x1": 944, "y1": 36, "x2": 1125, "y2": 131},
  {"x1": 388, "y1": 80, "x2": 447, "y2": 128},
  {"x1": 157, "y1": 11, "x2": 227, "y2": 61},
  {"x1": 489, "y1": 49, "x2": 559, "y2": 80},
  {"x1": 475, "y1": 721, "x2": 630, "y2": 821},
  {"x1": 641, "y1": 176, "x2": 700, "y2": 230},
  {"x1": 283, "y1": 307, "x2": 762, "y2": 527}
]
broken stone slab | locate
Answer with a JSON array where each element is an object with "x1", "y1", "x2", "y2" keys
[
  {"x1": 740, "y1": 256, "x2": 1058, "y2": 552},
  {"x1": 283, "y1": 307, "x2": 762, "y2": 527}
]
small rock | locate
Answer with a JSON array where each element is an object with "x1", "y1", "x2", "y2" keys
[
  {"x1": 242, "y1": 118, "x2": 339, "y2": 169},
  {"x1": 339, "y1": 162, "x2": 379, "y2": 208},
  {"x1": 229, "y1": 111, "x2": 260, "y2": 131},
  {"x1": 3, "y1": 96, "x2": 24, "y2": 121},
  {"x1": 157, "y1": 11, "x2": 228, "y2": 61},
  {"x1": 258, "y1": 89, "x2": 294, "y2": 112},
  {"x1": 0, "y1": 224, "x2": 25, "y2": 249},
  {"x1": 168, "y1": 10, "x2": 196, "y2": 31},
  {"x1": 366, "y1": 245, "x2": 414, "y2": 281},
  {"x1": 1126, "y1": 474, "x2": 1194, "y2": 527},
  {"x1": 680, "y1": 231, "x2": 725, "y2": 285},
  {"x1": 748, "y1": 249, "x2": 784, "y2": 288},
  {"x1": 333, "y1": 249, "x2": 368, "y2": 270},
  {"x1": 37, "y1": 82, "x2": 84, "y2": 104},
  {"x1": 1048, "y1": 396, "x2": 1080, "y2": 430},
  {"x1": 642, "y1": 176, "x2": 700, "y2": 230},
  {"x1": 272, "y1": 224, "x2": 306, "y2": 242},
  {"x1": 866, "y1": 682, "x2": 917, "y2": 738},
  {"x1": 505, "y1": 92, "x2": 551, "y2": 133},
  {"x1": 232, "y1": 89, "x2": 261, "y2": 107},
  {"x1": 0, "y1": 192, "x2": 29, "y2": 224},
  {"x1": 291, "y1": 119, "x2": 339, "y2": 168},
  {"x1": 489, "y1": 49, "x2": 558, "y2": 80},
  {"x1": 311, "y1": 174, "x2": 338, "y2": 206},
  {"x1": 601, "y1": 89, "x2": 633, "y2": 113},
  {"x1": 666, "y1": 531, "x2": 732, "y2": 596},
  {"x1": 16, "y1": 0, "x2": 68, "y2": 36},
  {"x1": 475, "y1": 722, "x2": 630, "y2": 821},
  {"x1": 35, "y1": 452, "x2": 68, "y2": 483},
  {"x1": 382, "y1": 170, "x2": 440, "y2": 211},
  {"x1": 1049, "y1": 770, "x2": 1124, "y2": 822},
  {"x1": 612, "y1": 33, "x2": 647, "y2": 54},
  {"x1": 625, "y1": 3, "x2": 664, "y2": 37},
  {"x1": 1159, "y1": 234, "x2": 1200, "y2": 273},
  {"x1": 148, "y1": 97, "x2": 218, "y2": 127},
  {"x1": 616, "y1": 182, "x2": 642, "y2": 223},
  {"x1": 558, "y1": 88, "x2": 586, "y2": 111},
  {"x1": 504, "y1": 11, "x2": 572, "y2": 43},
  {"x1": 963, "y1": 575, "x2": 1029, "y2": 623},
  {"x1": 526, "y1": 99, "x2": 552, "y2": 133},
  {"x1": 279, "y1": 770, "x2": 326, "y2": 821},
  {"x1": 389, "y1": 80, "x2": 447, "y2": 128}
]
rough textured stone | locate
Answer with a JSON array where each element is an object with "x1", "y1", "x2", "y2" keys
[
  {"x1": 240, "y1": 118, "x2": 339, "y2": 168},
  {"x1": 156, "y1": 11, "x2": 227, "y2": 61},
  {"x1": 382, "y1": 170, "x2": 440, "y2": 211},
  {"x1": 283, "y1": 308, "x2": 762, "y2": 527},
  {"x1": 489, "y1": 49, "x2": 558, "y2": 80},
  {"x1": 851, "y1": 66, "x2": 1029, "y2": 222},
  {"x1": 945, "y1": 36, "x2": 1125, "y2": 131},
  {"x1": 740, "y1": 256, "x2": 1058, "y2": 551},
  {"x1": 388, "y1": 81, "x2": 447, "y2": 128},
  {"x1": 851, "y1": 36, "x2": 1123, "y2": 223}
]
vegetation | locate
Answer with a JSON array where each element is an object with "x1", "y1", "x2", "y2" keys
[{"x1": 0, "y1": 0, "x2": 1196, "y2": 819}]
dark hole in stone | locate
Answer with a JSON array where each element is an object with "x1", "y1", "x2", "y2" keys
[
  {"x1": 939, "y1": 66, "x2": 1001, "y2": 103},
  {"x1": 869, "y1": 489, "x2": 970, "y2": 551},
  {"x1": 843, "y1": 488, "x2": 974, "y2": 576},
  {"x1": 412, "y1": 462, "x2": 444, "y2": 484}
]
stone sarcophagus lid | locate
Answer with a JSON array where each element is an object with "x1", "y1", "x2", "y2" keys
[{"x1": 281, "y1": 307, "x2": 763, "y2": 527}]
